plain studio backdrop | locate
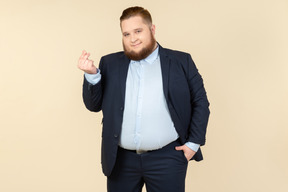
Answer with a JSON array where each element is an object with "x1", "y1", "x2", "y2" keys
[{"x1": 1, "y1": 0, "x2": 287, "y2": 191}]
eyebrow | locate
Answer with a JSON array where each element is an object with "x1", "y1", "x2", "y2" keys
[
  {"x1": 122, "y1": 28, "x2": 143, "y2": 35},
  {"x1": 134, "y1": 28, "x2": 143, "y2": 31}
]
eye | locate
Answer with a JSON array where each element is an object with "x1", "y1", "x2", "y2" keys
[
  {"x1": 123, "y1": 33, "x2": 130, "y2": 37},
  {"x1": 136, "y1": 29, "x2": 142, "y2": 33}
]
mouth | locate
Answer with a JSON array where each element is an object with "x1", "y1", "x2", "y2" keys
[{"x1": 131, "y1": 42, "x2": 142, "y2": 47}]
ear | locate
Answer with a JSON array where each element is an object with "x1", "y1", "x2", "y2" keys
[
  {"x1": 151, "y1": 24, "x2": 156, "y2": 35},
  {"x1": 120, "y1": 22, "x2": 124, "y2": 33}
]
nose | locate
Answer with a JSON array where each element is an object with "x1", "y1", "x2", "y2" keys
[{"x1": 130, "y1": 33, "x2": 137, "y2": 43}]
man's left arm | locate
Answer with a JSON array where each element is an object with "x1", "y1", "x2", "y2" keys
[{"x1": 175, "y1": 54, "x2": 210, "y2": 161}]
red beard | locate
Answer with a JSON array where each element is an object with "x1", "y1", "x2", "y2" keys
[{"x1": 123, "y1": 33, "x2": 157, "y2": 61}]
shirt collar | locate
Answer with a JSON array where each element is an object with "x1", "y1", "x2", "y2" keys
[{"x1": 131, "y1": 45, "x2": 159, "y2": 64}]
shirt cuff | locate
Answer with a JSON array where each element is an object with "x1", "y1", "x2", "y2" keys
[
  {"x1": 84, "y1": 69, "x2": 101, "y2": 85},
  {"x1": 185, "y1": 142, "x2": 200, "y2": 152}
]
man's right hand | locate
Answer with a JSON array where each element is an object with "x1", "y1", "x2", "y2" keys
[{"x1": 77, "y1": 50, "x2": 97, "y2": 74}]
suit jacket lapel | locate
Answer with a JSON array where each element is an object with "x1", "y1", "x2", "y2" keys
[
  {"x1": 159, "y1": 45, "x2": 170, "y2": 101},
  {"x1": 119, "y1": 54, "x2": 130, "y2": 101}
]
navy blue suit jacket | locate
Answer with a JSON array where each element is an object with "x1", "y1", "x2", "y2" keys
[{"x1": 82, "y1": 45, "x2": 210, "y2": 176}]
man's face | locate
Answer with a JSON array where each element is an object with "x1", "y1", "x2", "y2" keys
[{"x1": 121, "y1": 16, "x2": 157, "y2": 60}]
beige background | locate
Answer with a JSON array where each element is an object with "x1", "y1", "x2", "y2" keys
[{"x1": 1, "y1": 0, "x2": 287, "y2": 191}]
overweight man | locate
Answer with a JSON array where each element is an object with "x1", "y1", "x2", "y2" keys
[{"x1": 77, "y1": 6, "x2": 210, "y2": 192}]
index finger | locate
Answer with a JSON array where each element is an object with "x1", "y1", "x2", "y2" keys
[
  {"x1": 80, "y1": 50, "x2": 87, "y2": 59},
  {"x1": 83, "y1": 52, "x2": 90, "y2": 60}
]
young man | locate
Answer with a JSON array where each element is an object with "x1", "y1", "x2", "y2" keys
[{"x1": 78, "y1": 6, "x2": 210, "y2": 192}]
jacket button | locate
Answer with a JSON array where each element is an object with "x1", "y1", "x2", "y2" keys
[
  {"x1": 114, "y1": 134, "x2": 118, "y2": 138},
  {"x1": 120, "y1": 107, "x2": 123, "y2": 110}
]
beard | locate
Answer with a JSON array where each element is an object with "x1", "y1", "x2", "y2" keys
[{"x1": 123, "y1": 33, "x2": 157, "y2": 61}]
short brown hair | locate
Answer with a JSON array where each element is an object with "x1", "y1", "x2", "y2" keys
[{"x1": 120, "y1": 6, "x2": 152, "y2": 25}]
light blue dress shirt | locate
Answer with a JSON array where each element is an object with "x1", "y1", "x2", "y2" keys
[{"x1": 85, "y1": 47, "x2": 200, "y2": 152}]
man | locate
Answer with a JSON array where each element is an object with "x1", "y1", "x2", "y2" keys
[{"x1": 77, "y1": 6, "x2": 210, "y2": 192}]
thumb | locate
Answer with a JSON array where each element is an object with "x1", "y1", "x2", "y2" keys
[{"x1": 175, "y1": 146, "x2": 184, "y2": 151}]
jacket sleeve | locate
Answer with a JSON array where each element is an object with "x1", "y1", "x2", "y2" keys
[
  {"x1": 82, "y1": 58, "x2": 104, "y2": 112},
  {"x1": 186, "y1": 54, "x2": 210, "y2": 146}
]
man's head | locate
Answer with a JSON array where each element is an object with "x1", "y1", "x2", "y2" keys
[{"x1": 120, "y1": 6, "x2": 157, "y2": 61}]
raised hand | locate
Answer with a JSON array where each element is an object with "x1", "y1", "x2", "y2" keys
[{"x1": 77, "y1": 50, "x2": 97, "y2": 74}]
